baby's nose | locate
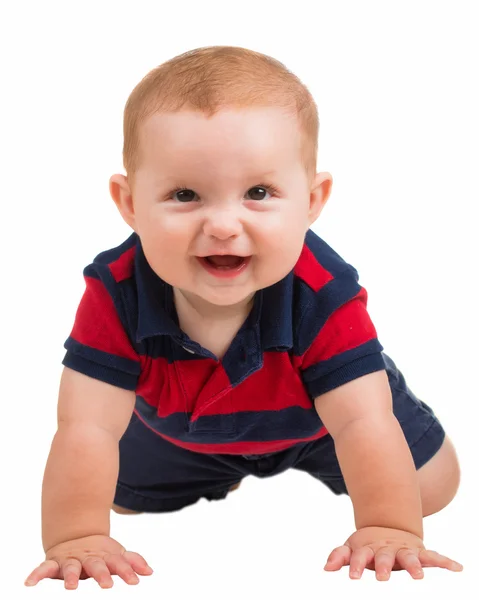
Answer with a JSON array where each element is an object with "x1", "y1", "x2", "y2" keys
[{"x1": 203, "y1": 209, "x2": 243, "y2": 239}]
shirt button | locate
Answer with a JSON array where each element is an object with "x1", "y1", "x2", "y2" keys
[{"x1": 182, "y1": 345, "x2": 195, "y2": 354}]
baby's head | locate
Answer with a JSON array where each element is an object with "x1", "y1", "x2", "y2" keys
[{"x1": 110, "y1": 46, "x2": 332, "y2": 311}]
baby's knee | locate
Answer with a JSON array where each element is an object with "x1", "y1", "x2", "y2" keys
[
  {"x1": 418, "y1": 435, "x2": 460, "y2": 517},
  {"x1": 111, "y1": 503, "x2": 142, "y2": 515}
]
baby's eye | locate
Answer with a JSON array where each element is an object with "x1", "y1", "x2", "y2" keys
[
  {"x1": 169, "y1": 184, "x2": 277, "y2": 203},
  {"x1": 245, "y1": 186, "x2": 274, "y2": 201},
  {"x1": 172, "y1": 189, "x2": 197, "y2": 203}
]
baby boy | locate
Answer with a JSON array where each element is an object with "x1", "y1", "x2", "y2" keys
[{"x1": 25, "y1": 46, "x2": 463, "y2": 590}]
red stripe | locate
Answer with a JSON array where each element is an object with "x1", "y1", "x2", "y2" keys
[
  {"x1": 177, "y1": 359, "x2": 230, "y2": 418},
  {"x1": 137, "y1": 352, "x2": 314, "y2": 418},
  {"x1": 294, "y1": 244, "x2": 333, "y2": 292},
  {"x1": 71, "y1": 276, "x2": 139, "y2": 361},
  {"x1": 109, "y1": 246, "x2": 136, "y2": 283},
  {"x1": 192, "y1": 352, "x2": 313, "y2": 418},
  {"x1": 136, "y1": 356, "x2": 220, "y2": 415},
  {"x1": 300, "y1": 288, "x2": 378, "y2": 369}
]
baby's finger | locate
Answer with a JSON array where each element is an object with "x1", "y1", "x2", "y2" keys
[
  {"x1": 25, "y1": 560, "x2": 60, "y2": 586},
  {"x1": 374, "y1": 547, "x2": 397, "y2": 581},
  {"x1": 104, "y1": 554, "x2": 140, "y2": 585},
  {"x1": 61, "y1": 558, "x2": 83, "y2": 590},
  {"x1": 122, "y1": 550, "x2": 154, "y2": 575},
  {"x1": 82, "y1": 557, "x2": 114, "y2": 588},
  {"x1": 419, "y1": 550, "x2": 463, "y2": 571},
  {"x1": 395, "y1": 549, "x2": 424, "y2": 579},
  {"x1": 349, "y1": 546, "x2": 374, "y2": 579},
  {"x1": 324, "y1": 546, "x2": 351, "y2": 571}
]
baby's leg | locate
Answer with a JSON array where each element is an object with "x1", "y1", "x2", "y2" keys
[
  {"x1": 111, "y1": 503, "x2": 142, "y2": 515},
  {"x1": 416, "y1": 434, "x2": 460, "y2": 517},
  {"x1": 292, "y1": 353, "x2": 460, "y2": 516}
]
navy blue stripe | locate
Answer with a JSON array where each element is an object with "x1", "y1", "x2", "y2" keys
[
  {"x1": 62, "y1": 351, "x2": 138, "y2": 390},
  {"x1": 64, "y1": 337, "x2": 141, "y2": 375},
  {"x1": 295, "y1": 273, "x2": 361, "y2": 355},
  {"x1": 305, "y1": 230, "x2": 358, "y2": 279},
  {"x1": 303, "y1": 348, "x2": 386, "y2": 398},
  {"x1": 83, "y1": 264, "x2": 102, "y2": 280},
  {"x1": 91, "y1": 232, "x2": 137, "y2": 266},
  {"x1": 136, "y1": 396, "x2": 325, "y2": 443},
  {"x1": 82, "y1": 261, "x2": 143, "y2": 356},
  {"x1": 302, "y1": 339, "x2": 384, "y2": 382}
]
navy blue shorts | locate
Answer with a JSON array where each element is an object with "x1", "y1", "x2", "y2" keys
[{"x1": 114, "y1": 354, "x2": 446, "y2": 513}]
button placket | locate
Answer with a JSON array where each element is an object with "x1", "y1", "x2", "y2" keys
[
  {"x1": 187, "y1": 376, "x2": 236, "y2": 434},
  {"x1": 173, "y1": 349, "x2": 235, "y2": 435}
]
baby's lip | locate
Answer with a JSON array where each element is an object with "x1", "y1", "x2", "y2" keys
[{"x1": 197, "y1": 253, "x2": 250, "y2": 258}]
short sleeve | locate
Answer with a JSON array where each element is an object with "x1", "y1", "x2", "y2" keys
[
  {"x1": 62, "y1": 271, "x2": 141, "y2": 390},
  {"x1": 299, "y1": 286, "x2": 386, "y2": 398}
]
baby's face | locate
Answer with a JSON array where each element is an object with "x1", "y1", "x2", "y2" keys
[{"x1": 116, "y1": 107, "x2": 330, "y2": 308}]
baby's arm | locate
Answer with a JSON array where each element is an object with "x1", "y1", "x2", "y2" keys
[
  {"x1": 300, "y1": 267, "x2": 461, "y2": 578},
  {"x1": 314, "y1": 369, "x2": 423, "y2": 538},
  {"x1": 26, "y1": 365, "x2": 153, "y2": 589},
  {"x1": 42, "y1": 366, "x2": 136, "y2": 552}
]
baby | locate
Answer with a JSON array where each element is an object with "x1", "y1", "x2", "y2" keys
[{"x1": 25, "y1": 46, "x2": 463, "y2": 590}]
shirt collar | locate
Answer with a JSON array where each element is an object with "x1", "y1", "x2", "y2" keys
[
  {"x1": 135, "y1": 235, "x2": 294, "y2": 351},
  {"x1": 135, "y1": 237, "x2": 180, "y2": 342},
  {"x1": 260, "y1": 270, "x2": 294, "y2": 350}
]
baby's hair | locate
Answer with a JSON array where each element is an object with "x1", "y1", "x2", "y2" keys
[{"x1": 122, "y1": 46, "x2": 319, "y2": 186}]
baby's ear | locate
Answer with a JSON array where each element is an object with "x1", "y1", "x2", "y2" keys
[
  {"x1": 308, "y1": 172, "x2": 332, "y2": 225},
  {"x1": 109, "y1": 174, "x2": 137, "y2": 231}
]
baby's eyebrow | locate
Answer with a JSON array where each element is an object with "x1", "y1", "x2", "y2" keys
[
  {"x1": 251, "y1": 170, "x2": 278, "y2": 177},
  {"x1": 156, "y1": 170, "x2": 279, "y2": 185}
]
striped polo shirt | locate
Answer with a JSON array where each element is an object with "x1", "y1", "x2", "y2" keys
[{"x1": 62, "y1": 229, "x2": 385, "y2": 454}]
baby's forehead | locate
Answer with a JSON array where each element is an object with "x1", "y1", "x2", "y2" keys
[
  {"x1": 138, "y1": 107, "x2": 302, "y2": 166},
  {"x1": 142, "y1": 105, "x2": 299, "y2": 134}
]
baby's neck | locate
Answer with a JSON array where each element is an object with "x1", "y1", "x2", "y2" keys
[
  {"x1": 173, "y1": 288, "x2": 255, "y2": 323},
  {"x1": 172, "y1": 288, "x2": 255, "y2": 359}
]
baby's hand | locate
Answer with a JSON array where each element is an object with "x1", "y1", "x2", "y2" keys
[
  {"x1": 324, "y1": 526, "x2": 463, "y2": 580},
  {"x1": 24, "y1": 534, "x2": 153, "y2": 590}
]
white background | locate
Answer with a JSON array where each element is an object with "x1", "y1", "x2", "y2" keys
[{"x1": 1, "y1": 0, "x2": 478, "y2": 598}]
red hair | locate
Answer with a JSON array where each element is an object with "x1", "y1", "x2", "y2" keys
[{"x1": 123, "y1": 46, "x2": 319, "y2": 185}]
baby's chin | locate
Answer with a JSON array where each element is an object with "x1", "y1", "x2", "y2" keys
[
  {"x1": 174, "y1": 284, "x2": 258, "y2": 311},
  {"x1": 192, "y1": 288, "x2": 258, "y2": 309}
]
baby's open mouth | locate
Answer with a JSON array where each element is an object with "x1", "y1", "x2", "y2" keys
[
  {"x1": 196, "y1": 255, "x2": 251, "y2": 276},
  {"x1": 204, "y1": 255, "x2": 245, "y2": 269}
]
